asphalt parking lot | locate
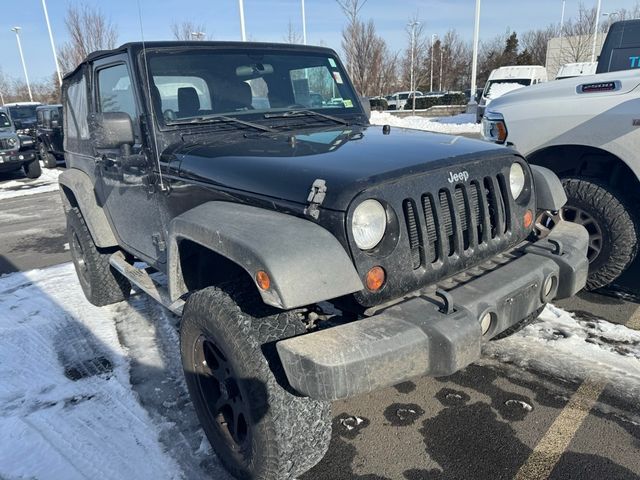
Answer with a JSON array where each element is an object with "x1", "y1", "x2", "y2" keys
[{"x1": 1, "y1": 177, "x2": 638, "y2": 480}]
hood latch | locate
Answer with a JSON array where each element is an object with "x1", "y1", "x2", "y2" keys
[{"x1": 304, "y1": 179, "x2": 327, "y2": 220}]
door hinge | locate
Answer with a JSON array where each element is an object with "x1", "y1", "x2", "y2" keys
[
  {"x1": 304, "y1": 179, "x2": 327, "y2": 220},
  {"x1": 152, "y1": 233, "x2": 166, "y2": 252}
]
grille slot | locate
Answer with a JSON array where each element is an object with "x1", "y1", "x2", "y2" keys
[{"x1": 403, "y1": 175, "x2": 510, "y2": 265}]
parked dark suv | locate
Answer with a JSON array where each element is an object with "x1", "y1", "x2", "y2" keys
[
  {"x1": 36, "y1": 105, "x2": 64, "y2": 168},
  {"x1": 59, "y1": 41, "x2": 589, "y2": 480},
  {"x1": 0, "y1": 107, "x2": 40, "y2": 178},
  {"x1": 5, "y1": 102, "x2": 41, "y2": 137}
]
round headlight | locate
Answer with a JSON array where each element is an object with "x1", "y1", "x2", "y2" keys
[
  {"x1": 352, "y1": 199, "x2": 387, "y2": 250},
  {"x1": 509, "y1": 163, "x2": 526, "y2": 200},
  {"x1": 7, "y1": 136, "x2": 18, "y2": 148}
]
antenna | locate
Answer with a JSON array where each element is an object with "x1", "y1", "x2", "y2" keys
[{"x1": 136, "y1": 0, "x2": 166, "y2": 191}]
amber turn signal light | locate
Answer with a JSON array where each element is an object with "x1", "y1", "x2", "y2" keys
[
  {"x1": 365, "y1": 266, "x2": 386, "y2": 291},
  {"x1": 523, "y1": 210, "x2": 533, "y2": 229},
  {"x1": 256, "y1": 270, "x2": 271, "y2": 290}
]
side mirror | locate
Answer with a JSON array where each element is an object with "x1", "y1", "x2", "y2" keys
[
  {"x1": 360, "y1": 96, "x2": 371, "y2": 119},
  {"x1": 89, "y1": 112, "x2": 134, "y2": 149}
]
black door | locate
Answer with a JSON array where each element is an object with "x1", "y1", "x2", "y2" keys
[{"x1": 92, "y1": 57, "x2": 166, "y2": 264}]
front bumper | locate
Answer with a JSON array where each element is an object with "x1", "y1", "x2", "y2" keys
[
  {"x1": 0, "y1": 150, "x2": 36, "y2": 167},
  {"x1": 277, "y1": 221, "x2": 589, "y2": 401}
]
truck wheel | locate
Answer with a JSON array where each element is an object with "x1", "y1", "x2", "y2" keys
[
  {"x1": 38, "y1": 142, "x2": 57, "y2": 168},
  {"x1": 23, "y1": 158, "x2": 42, "y2": 179},
  {"x1": 180, "y1": 286, "x2": 331, "y2": 480},
  {"x1": 562, "y1": 178, "x2": 638, "y2": 290},
  {"x1": 67, "y1": 207, "x2": 131, "y2": 306},
  {"x1": 493, "y1": 306, "x2": 546, "y2": 340}
]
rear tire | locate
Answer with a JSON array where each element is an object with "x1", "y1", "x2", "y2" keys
[
  {"x1": 561, "y1": 177, "x2": 638, "y2": 290},
  {"x1": 23, "y1": 158, "x2": 42, "y2": 179},
  {"x1": 180, "y1": 285, "x2": 331, "y2": 480},
  {"x1": 38, "y1": 141, "x2": 57, "y2": 168},
  {"x1": 66, "y1": 207, "x2": 131, "y2": 306}
]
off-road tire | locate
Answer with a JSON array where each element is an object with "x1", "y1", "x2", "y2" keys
[
  {"x1": 180, "y1": 286, "x2": 331, "y2": 480},
  {"x1": 23, "y1": 158, "x2": 42, "y2": 179},
  {"x1": 38, "y1": 141, "x2": 57, "y2": 168},
  {"x1": 66, "y1": 207, "x2": 131, "y2": 306},
  {"x1": 493, "y1": 306, "x2": 546, "y2": 340},
  {"x1": 562, "y1": 177, "x2": 638, "y2": 290}
]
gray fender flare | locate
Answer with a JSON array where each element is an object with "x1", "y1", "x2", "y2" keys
[
  {"x1": 531, "y1": 165, "x2": 567, "y2": 211},
  {"x1": 58, "y1": 169, "x2": 118, "y2": 248},
  {"x1": 168, "y1": 202, "x2": 364, "y2": 309}
]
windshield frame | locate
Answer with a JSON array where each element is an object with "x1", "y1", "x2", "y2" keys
[{"x1": 136, "y1": 45, "x2": 366, "y2": 133}]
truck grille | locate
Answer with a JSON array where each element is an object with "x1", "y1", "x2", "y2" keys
[
  {"x1": 402, "y1": 176, "x2": 511, "y2": 270},
  {"x1": 0, "y1": 139, "x2": 12, "y2": 151}
]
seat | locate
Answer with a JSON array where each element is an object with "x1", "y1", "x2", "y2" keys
[
  {"x1": 215, "y1": 81, "x2": 253, "y2": 113},
  {"x1": 178, "y1": 87, "x2": 200, "y2": 118}
]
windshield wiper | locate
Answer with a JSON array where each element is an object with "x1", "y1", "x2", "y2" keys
[
  {"x1": 166, "y1": 114, "x2": 275, "y2": 132},
  {"x1": 263, "y1": 109, "x2": 350, "y2": 126}
]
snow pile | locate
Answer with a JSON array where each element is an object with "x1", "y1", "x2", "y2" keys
[
  {"x1": 486, "y1": 304, "x2": 640, "y2": 401},
  {"x1": 0, "y1": 264, "x2": 183, "y2": 480},
  {"x1": 370, "y1": 111, "x2": 481, "y2": 135},
  {"x1": 0, "y1": 166, "x2": 61, "y2": 200}
]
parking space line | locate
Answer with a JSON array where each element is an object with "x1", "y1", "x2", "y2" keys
[
  {"x1": 515, "y1": 377, "x2": 607, "y2": 480},
  {"x1": 628, "y1": 306, "x2": 640, "y2": 331}
]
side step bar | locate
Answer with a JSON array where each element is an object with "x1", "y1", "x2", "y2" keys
[{"x1": 109, "y1": 251, "x2": 185, "y2": 316}]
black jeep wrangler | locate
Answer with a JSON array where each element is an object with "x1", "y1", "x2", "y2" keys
[
  {"x1": 0, "y1": 106, "x2": 40, "y2": 179},
  {"x1": 36, "y1": 104, "x2": 64, "y2": 168},
  {"x1": 59, "y1": 41, "x2": 589, "y2": 480}
]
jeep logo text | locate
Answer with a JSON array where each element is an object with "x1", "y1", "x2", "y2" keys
[{"x1": 448, "y1": 171, "x2": 470, "y2": 183}]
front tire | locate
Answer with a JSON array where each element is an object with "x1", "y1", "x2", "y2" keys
[
  {"x1": 23, "y1": 158, "x2": 42, "y2": 179},
  {"x1": 180, "y1": 286, "x2": 331, "y2": 480},
  {"x1": 67, "y1": 207, "x2": 131, "y2": 306},
  {"x1": 562, "y1": 177, "x2": 638, "y2": 290},
  {"x1": 38, "y1": 141, "x2": 57, "y2": 168}
]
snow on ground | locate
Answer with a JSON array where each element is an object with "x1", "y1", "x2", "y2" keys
[
  {"x1": 486, "y1": 304, "x2": 640, "y2": 403},
  {"x1": 370, "y1": 111, "x2": 481, "y2": 135},
  {"x1": 0, "y1": 166, "x2": 61, "y2": 200},
  {"x1": 1, "y1": 262, "x2": 639, "y2": 479},
  {"x1": 0, "y1": 264, "x2": 183, "y2": 480}
]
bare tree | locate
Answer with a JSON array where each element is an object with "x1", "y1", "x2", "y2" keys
[
  {"x1": 171, "y1": 20, "x2": 209, "y2": 41},
  {"x1": 284, "y1": 19, "x2": 302, "y2": 44},
  {"x1": 58, "y1": 4, "x2": 118, "y2": 74},
  {"x1": 521, "y1": 24, "x2": 559, "y2": 66}
]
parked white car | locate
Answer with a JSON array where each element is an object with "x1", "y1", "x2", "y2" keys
[
  {"x1": 386, "y1": 90, "x2": 423, "y2": 110},
  {"x1": 482, "y1": 68, "x2": 640, "y2": 289},
  {"x1": 555, "y1": 62, "x2": 597, "y2": 80},
  {"x1": 476, "y1": 65, "x2": 548, "y2": 123}
]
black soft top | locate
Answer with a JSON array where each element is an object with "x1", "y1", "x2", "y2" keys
[{"x1": 63, "y1": 41, "x2": 338, "y2": 81}]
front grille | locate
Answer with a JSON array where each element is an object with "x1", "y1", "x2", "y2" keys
[
  {"x1": 0, "y1": 139, "x2": 11, "y2": 150},
  {"x1": 402, "y1": 175, "x2": 510, "y2": 269}
]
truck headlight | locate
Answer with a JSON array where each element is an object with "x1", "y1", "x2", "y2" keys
[
  {"x1": 482, "y1": 112, "x2": 508, "y2": 144},
  {"x1": 510, "y1": 162, "x2": 526, "y2": 200},
  {"x1": 7, "y1": 136, "x2": 18, "y2": 148},
  {"x1": 352, "y1": 199, "x2": 387, "y2": 250}
]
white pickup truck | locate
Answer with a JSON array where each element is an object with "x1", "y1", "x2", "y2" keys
[{"x1": 482, "y1": 67, "x2": 639, "y2": 290}]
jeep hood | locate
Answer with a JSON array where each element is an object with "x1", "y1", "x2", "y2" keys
[
  {"x1": 488, "y1": 68, "x2": 640, "y2": 111},
  {"x1": 171, "y1": 124, "x2": 512, "y2": 211}
]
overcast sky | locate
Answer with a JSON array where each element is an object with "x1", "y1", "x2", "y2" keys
[{"x1": 1, "y1": 0, "x2": 638, "y2": 81}]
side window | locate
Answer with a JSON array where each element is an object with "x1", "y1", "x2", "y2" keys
[
  {"x1": 64, "y1": 75, "x2": 90, "y2": 142},
  {"x1": 97, "y1": 64, "x2": 137, "y2": 119},
  {"x1": 43, "y1": 109, "x2": 51, "y2": 127},
  {"x1": 51, "y1": 108, "x2": 60, "y2": 123},
  {"x1": 37, "y1": 110, "x2": 44, "y2": 125}
]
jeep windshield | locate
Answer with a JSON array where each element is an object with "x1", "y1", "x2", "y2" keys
[
  {"x1": 145, "y1": 48, "x2": 363, "y2": 127},
  {"x1": 8, "y1": 105, "x2": 37, "y2": 121}
]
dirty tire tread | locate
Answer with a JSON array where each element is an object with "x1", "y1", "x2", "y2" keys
[
  {"x1": 180, "y1": 286, "x2": 331, "y2": 480},
  {"x1": 67, "y1": 207, "x2": 131, "y2": 306},
  {"x1": 562, "y1": 177, "x2": 638, "y2": 290},
  {"x1": 492, "y1": 306, "x2": 546, "y2": 340},
  {"x1": 23, "y1": 158, "x2": 42, "y2": 179}
]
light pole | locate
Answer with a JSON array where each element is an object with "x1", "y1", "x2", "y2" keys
[
  {"x1": 559, "y1": 0, "x2": 566, "y2": 69},
  {"x1": 301, "y1": 0, "x2": 307, "y2": 44},
  {"x1": 602, "y1": 11, "x2": 620, "y2": 30},
  {"x1": 11, "y1": 27, "x2": 33, "y2": 102},
  {"x1": 41, "y1": 0, "x2": 62, "y2": 87},
  {"x1": 439, "y1": 47, "x2": 444, "y2": 92},
  {"x1": 468, "y1": 0, "x2": 481, "y2": 110},
  {"x1": 430, "y1": 34, "x2": 438, "y2": 93},
  {"x1": 408, "y1": 21, "x2": 420, "y2": 114},
  {"x1": 238, "y1": 0, "x2": 247, "y2": 41},
  {"x1": 591, "y1": 0, "x2": 602, "y2": 62}
]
